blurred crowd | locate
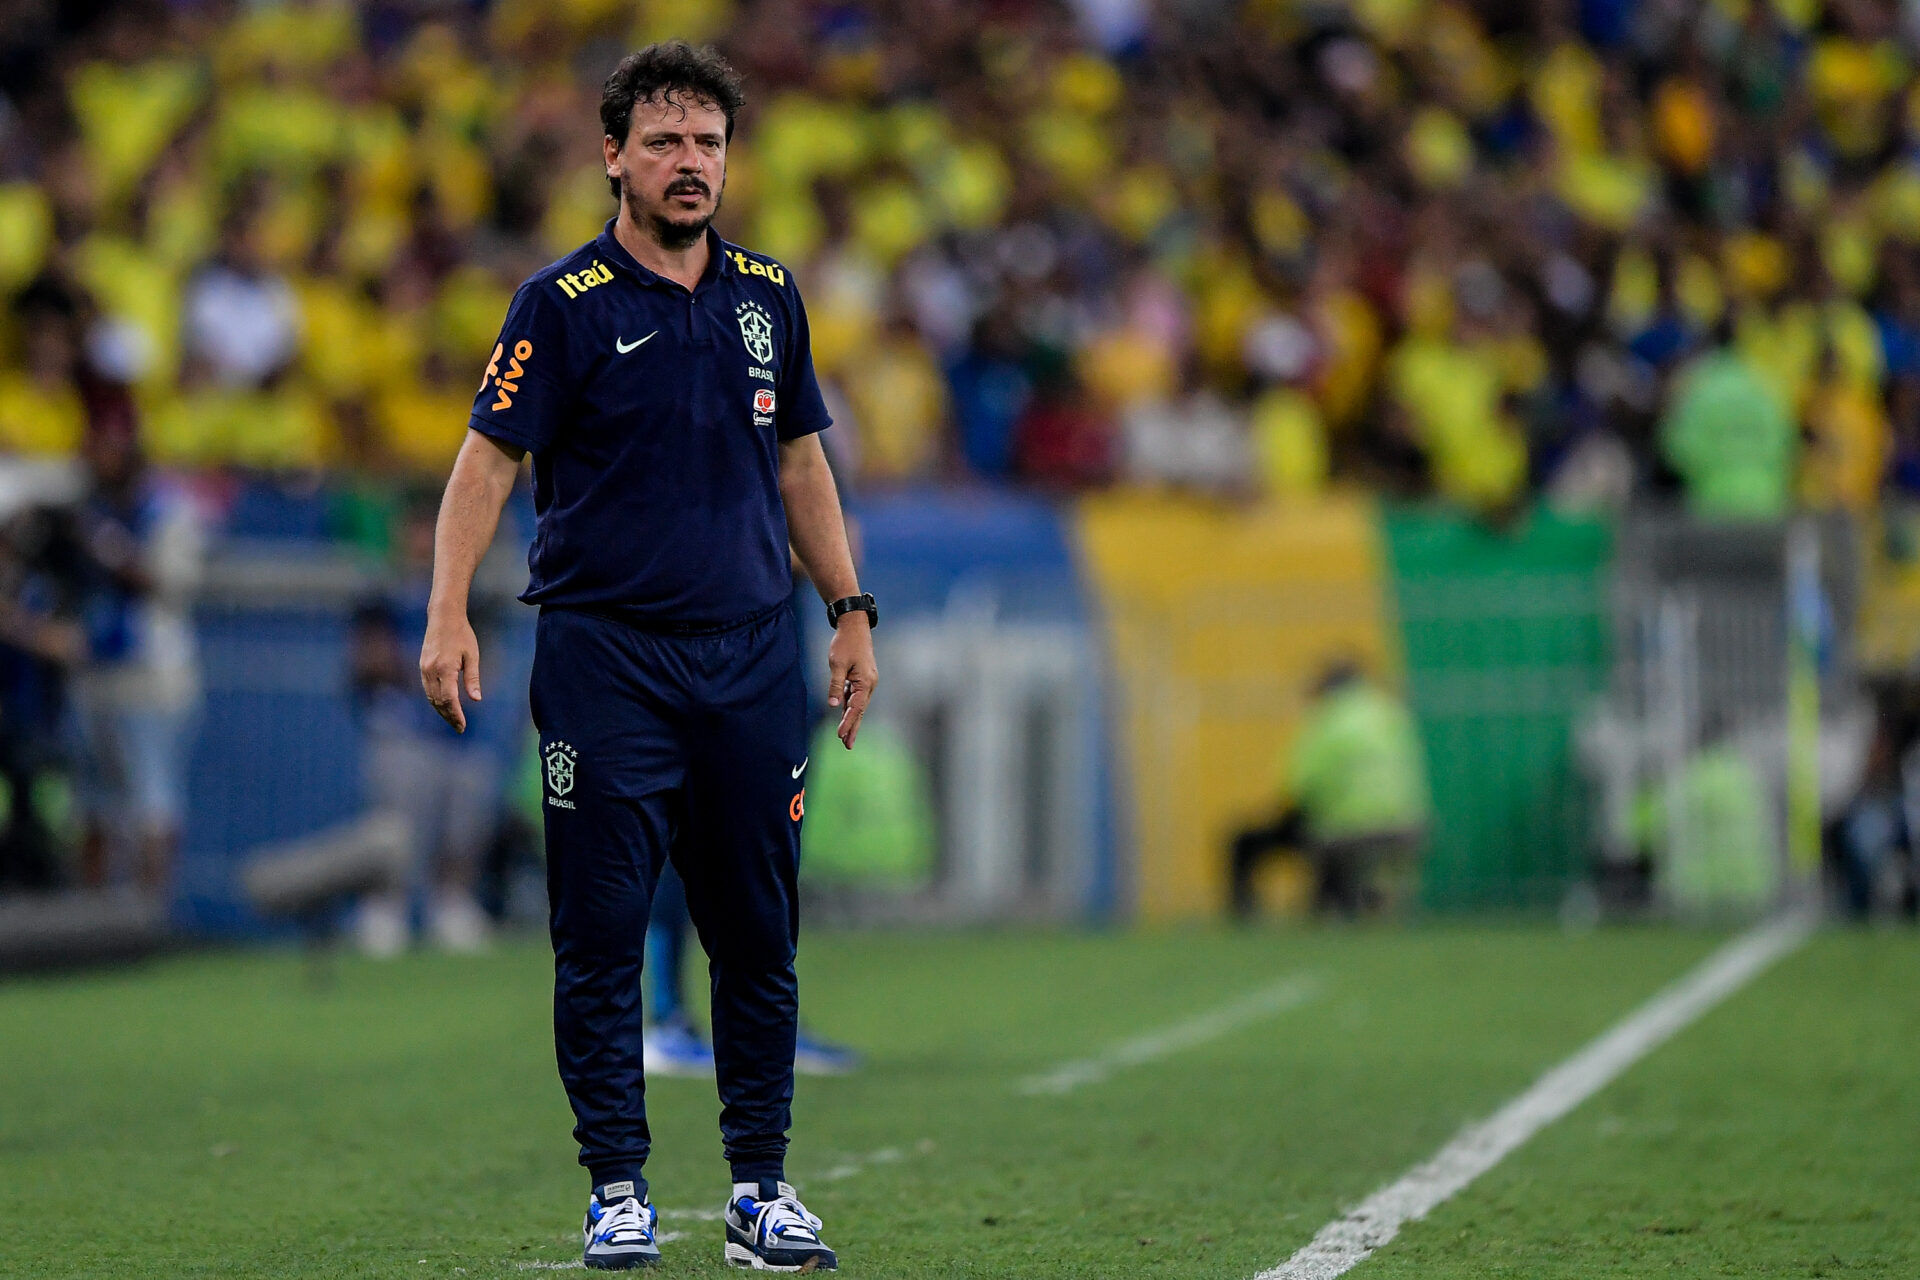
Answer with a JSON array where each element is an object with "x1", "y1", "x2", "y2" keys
[
  {"x1": 0, "y1": 428, "x2": 204, "y2": 896},
  {"x1": 0, "y1": 0, "x2": 1918, "y2": 518},
  {"x1": 9, "y1": 0, "x2": 1920, "y2": 905}
]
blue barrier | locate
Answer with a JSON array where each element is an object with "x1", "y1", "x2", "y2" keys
[
  {"x1": 177, "y1": 605, "x2": 364, "y2": 934},
  {"x1": 175, "y1": 599, "x2": 535, "y2": 938},
  {"x1": 170, "y1": 486, "x2": 1113, "y2": 933},
  {"x1": 848, "y1": 487, "x2": 1088, "y2": 622}
]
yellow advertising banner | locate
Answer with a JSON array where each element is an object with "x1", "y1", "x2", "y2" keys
[{"x1": 1076, "y1": 491, "x2": 1402, "y2": 920}]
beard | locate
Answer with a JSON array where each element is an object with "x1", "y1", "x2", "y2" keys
[{"x1": 620, "y1": 167, "x2": 723, "y2": 251}]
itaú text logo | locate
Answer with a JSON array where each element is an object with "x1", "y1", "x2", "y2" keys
[{"x1": 555, "y1": 260, "x2": 615, "y2": 299}]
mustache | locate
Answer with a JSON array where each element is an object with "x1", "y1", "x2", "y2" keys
[{"x1": 665, "y1": 178, "x2": 710, "y2": 197}]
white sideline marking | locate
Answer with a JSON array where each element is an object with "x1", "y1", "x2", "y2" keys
[
  {"x1": 1017, "y1": 972, "x2": 1322, "y2": 1096},
  {"x1": 1253, "y1": 912, "x2": 1815, "y2": 1280}
]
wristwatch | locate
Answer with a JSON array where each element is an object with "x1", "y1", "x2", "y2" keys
[{"x1": 825, "y1": 592, "x2": 878, "y2": 630}]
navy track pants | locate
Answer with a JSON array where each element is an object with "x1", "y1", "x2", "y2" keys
[{"x1": 531, "y1": 603, "x2": 808, "y2": 1195}]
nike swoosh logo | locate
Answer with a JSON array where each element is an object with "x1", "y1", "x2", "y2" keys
[
  {"x1": 614, "y1": 331, "x2": 657, "y2": 354},
  {"x1": 791, "y1": 758, "x2": 808, "y2": 779}
]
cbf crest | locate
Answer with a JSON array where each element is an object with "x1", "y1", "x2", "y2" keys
[
  {"x1": 736, "y1": 301, "x2": 775, "y2": 364},
  {"x1": 544, "y1": 740, "x2": 578, "y2": 808}
]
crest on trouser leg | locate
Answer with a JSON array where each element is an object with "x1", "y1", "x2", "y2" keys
[{"x1": 545, "y1": 741, "x2": 578, "y2": 798}]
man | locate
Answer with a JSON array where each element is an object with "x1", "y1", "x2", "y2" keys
[
  {"x1": 348, "y1": 593, "x2": 498, "y2": 956},
  {"x1": 1658, "y1": 333, "x2": 1796, "y2": 521},
  {"x1": 72, "y1": 428, "x2": 205, "y2": 897},
  {"x1": 420, "y1": 42, "x2": 875, "y2": 1272},
  {"x1": 643, "y1": 863, "x2": 863, "y2": 1078},
  {"x1": 1227, "y1": 662, "x2": 1428, "y2": 919}
]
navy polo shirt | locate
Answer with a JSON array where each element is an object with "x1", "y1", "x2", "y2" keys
[{"x1": 469, "y1": 221, "x2": 832, "y2": 626}]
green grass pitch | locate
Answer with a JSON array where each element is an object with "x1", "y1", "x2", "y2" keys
[{"x1": 2, "y1": 924, "x2": 1915, "y2": 1277}]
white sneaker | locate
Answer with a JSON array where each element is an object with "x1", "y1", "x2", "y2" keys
[
  {"x1": 643, "y1": 1015, "x2": 716, "y2": 1077},
  {"x1": 583, "y1": 1183, "x2": 660, "y2": 1270},
  {"x1": 427, "y1": 892, "x2": 491, "y2": 953},
  {"x1": 353, "y1": 893, "x2": 408, "y2": 959},
  {"x1": 724, "y1": 1179, "x2": 837, "y2": 1271}
]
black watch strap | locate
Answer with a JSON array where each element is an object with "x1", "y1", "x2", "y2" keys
[{"x1": 825, "y1": 592, "x2": 878, "y2": 630}]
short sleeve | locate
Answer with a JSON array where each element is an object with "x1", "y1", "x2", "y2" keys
[
  {"x1": 469, "y1": 278, "x2": 571, "y2": 453},
  {"x1": 776, "y1": 282, "x2": 833, "y2": 442}
]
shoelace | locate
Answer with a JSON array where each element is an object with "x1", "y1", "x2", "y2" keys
[
  {"x1": 594, "y1": 1197, "x2": 654, "y2": 1245},
  {"x1": 748, "y1": 1193, "x2": 823, "y2": 1246}
]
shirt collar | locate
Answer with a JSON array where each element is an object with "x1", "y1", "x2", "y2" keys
[{"x1": 594, "y1": 219, "x2": 731, "y2": 291}]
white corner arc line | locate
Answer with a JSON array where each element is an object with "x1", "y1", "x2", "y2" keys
[
  {"x1": 1254, "y1": 911, "x2": 1815, "y2": 1280},
  {"x1": 1017, "y1": 972, "x2": 1322, "y2": 1096}
]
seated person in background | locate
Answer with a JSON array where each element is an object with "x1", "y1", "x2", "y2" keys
[
  {"x1": 1228, "y1": 661, "x2": 1430, "y2": 919},
  {"x1": 348, "y1": 598, "x2": 500, "y2": 955}
]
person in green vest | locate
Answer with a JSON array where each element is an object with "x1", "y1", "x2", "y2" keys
[
  {"x1": 1658, "y1": 342, "x2": 1797, "y2": 520},
  {"x1": 796, "y1": 718, "x2": 936, "y2": 889},
  {"x1": 1632, "y1": 723, "x2": 1779, "y2": 917},
  {"x1": 1228, "y1": 661, "x2": 1431, "y2": 918}
]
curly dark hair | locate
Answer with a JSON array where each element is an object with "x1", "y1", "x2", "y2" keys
[{"x1": 600, "y1": 41, "x2": 746, "y2": 198}]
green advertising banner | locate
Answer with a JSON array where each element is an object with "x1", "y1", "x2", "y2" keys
[{"x1": 1383, "y1": 508, "x2": 1614, "y2": 910}]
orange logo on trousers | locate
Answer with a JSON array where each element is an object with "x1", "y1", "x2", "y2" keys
[{"x1": 789, "y1": 789, "x2": 805, "y2": 821}]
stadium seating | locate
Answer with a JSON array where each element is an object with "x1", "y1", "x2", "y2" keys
[{"x1": 1, "y1": 1, "x2": 1915, "y2": 512}]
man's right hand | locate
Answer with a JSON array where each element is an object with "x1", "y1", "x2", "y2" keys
[{"x1": 420, "y1": 612, "x2": 482, "y2": 733}]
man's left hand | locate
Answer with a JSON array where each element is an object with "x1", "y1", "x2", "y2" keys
[{"x1": 826, "y1": 615, "x2": 877, "y2": 748}]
